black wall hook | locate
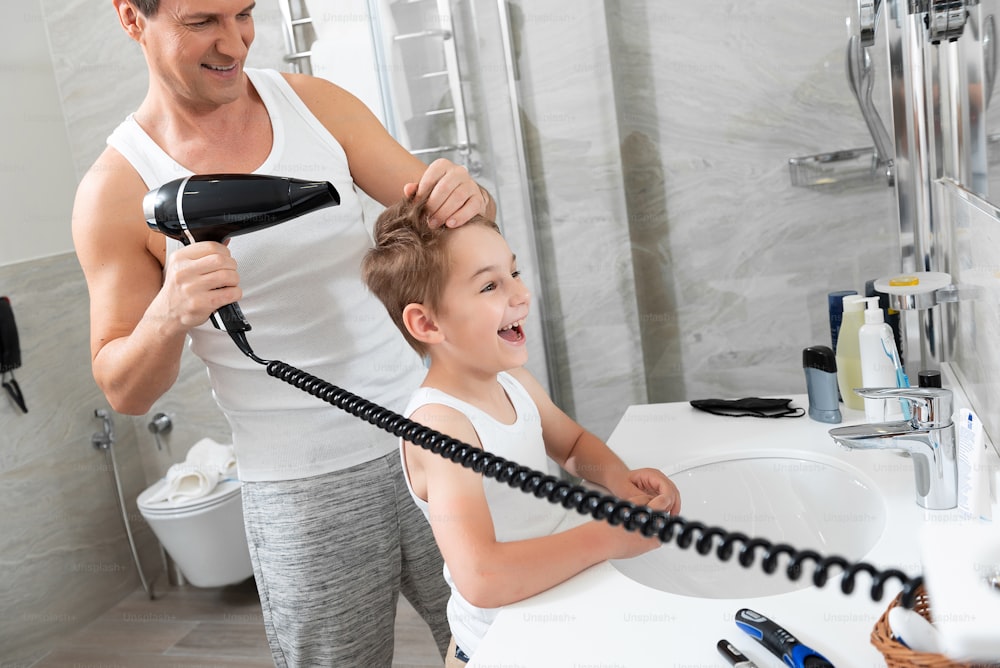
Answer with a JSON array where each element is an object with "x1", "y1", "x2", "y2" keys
[{"x1": 0, "y1": 296, "x2": 28, "y2": 413}]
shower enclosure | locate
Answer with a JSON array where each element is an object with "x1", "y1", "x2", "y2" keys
[{"x1": 279, "y1": 0, "x2": 559, "y2": 402}]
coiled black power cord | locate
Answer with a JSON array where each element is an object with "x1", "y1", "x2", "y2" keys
[{"x1": 257, "y1": 356, "x2": 924, "y2": 609}]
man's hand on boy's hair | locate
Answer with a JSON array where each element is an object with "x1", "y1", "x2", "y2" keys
[{"x1": 403, "y1": 158, "x2": 490, "y2": 229}]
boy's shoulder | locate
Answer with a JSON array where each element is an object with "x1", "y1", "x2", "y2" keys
[{"x1": 406, "y1": 386, "x2": 478, "y2": 424}]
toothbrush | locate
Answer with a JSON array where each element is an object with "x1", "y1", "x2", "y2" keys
[{"x1": 880, "y1": 330, "x2": 911, "y2": 420}]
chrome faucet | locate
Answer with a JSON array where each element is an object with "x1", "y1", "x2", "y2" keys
[{"x1": 828, "y1": 387, "x2": 957, "y2": 510}]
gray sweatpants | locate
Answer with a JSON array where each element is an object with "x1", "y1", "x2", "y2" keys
[{"x1": 242, "y1": 452, "x2": 451, "y2": 667}]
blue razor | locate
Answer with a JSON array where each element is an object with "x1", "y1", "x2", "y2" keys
[{"x1": 735, "y1": 608, "x2": 834, "y2": 668}]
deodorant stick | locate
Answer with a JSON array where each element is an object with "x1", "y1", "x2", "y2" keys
[{"x1": 803, "y1": 345, "x2": 842, "y2": 424}]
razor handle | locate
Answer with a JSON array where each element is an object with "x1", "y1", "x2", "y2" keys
[{"x1": 735, "y1": 608, "x2": 834, "y2": 668}]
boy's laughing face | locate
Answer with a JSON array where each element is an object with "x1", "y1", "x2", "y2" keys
[{"x1": 433, "y1": 224, "x2": 531, "y2": 375}]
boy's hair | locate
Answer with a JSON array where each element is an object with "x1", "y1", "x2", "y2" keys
[{"x1": 362, "y1": 196, "x2": 499, "y2": 356}]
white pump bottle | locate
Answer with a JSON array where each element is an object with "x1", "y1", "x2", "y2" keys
[
  {"x1": 835, "y1": 295, "x2": 867, "y2": 411},
  {"x1": 858, "y1": 296, "x2": 904, "y2": 421}
]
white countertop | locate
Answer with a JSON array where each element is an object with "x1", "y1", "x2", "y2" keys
[{"x1": 468, "y1": 390, "x2": 995, "y2": 668}]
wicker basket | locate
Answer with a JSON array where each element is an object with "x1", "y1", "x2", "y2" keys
[{"x1": 871, "y1": 585, "x2": 996, "y2": 668}]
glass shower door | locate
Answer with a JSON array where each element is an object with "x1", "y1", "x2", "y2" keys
[{"x1": 282, "y1": 0, "x2": 556, "y2": 394}]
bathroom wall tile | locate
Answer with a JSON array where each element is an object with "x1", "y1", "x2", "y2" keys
[
  {"x1": 0, "y1": 254, "x2": 149, "y2": 665},
  {"x1": 0, "y1": 260, "x2": 227, "y2": 662},
  {"x1": 511, "y1": 0, "x2": 647, "y2": 433}
]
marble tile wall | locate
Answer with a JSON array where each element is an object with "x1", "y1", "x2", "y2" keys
[
  {"x1": 1, "y1": 256, "x2": 113, "y2": 665},
  {"x1": 508, "y1": 0, "x2": 647, "y2": 435},
  {"x1": 0, "y1": 258, "x2": 233, "y2": 668},
  {"x1": 0, "y1": 255, "x2": 153, "y2": 667}
]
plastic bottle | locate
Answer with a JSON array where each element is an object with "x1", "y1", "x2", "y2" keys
[
  {"x1": 802, "y1": 345, "x2": 841, "y2": 424},
  {"x1": 917, "y1": 369, "x2": 942, "y2": 388},
  {"x1": 865, "y1": 280, "x2": 904, "y2": 369},
  {"x1": 858, "y1": 296, "x2": 904, "y2": 421},
  {"x1": 828, "y1": 290, "x2": 858, "y2": 352},
  {"x1": 956, "y1": 408, "x2": 992, "y2": 522},
  {"x1": 835, "y1": 295, "x2": 867, "y2": 411}
]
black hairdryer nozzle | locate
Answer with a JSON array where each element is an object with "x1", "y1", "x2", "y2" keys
[
  {"x1": 142, "y1": 174, "x2": 340, "y2": 354},
  {"x1": 143, "y1": 173, "x2": 340, "y2": 244}
]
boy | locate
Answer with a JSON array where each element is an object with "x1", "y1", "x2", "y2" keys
[{"x1": 362, "y1": 197, "x2": 680, "y2": 664}]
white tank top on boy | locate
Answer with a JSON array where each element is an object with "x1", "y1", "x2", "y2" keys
[
  {"x1": 401, "y1": 371, "x2": 582, "y2": 657},
  {"x1": 107, "y1": 68, "x2": 426, "y2": 482}
]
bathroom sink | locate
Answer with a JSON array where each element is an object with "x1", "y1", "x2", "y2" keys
[{"x1": 610, "y1": 455, "x2": 886, "y2": 599}]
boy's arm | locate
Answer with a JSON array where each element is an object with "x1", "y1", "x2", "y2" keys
[
  {"x1": 408, "y1": 404, "x2": 665, "y2": 610},
  {"x1": 506, "y1": 368, "x2": 681, "y2": 511}
]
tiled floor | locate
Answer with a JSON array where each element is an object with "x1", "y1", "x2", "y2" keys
[{"x1": 34, "y1": 577, "x2": 442, "y2": 667}]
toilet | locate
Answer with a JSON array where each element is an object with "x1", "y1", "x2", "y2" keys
[{"x1": 137, "y1": 478, "x2": 254, "y2": 587}]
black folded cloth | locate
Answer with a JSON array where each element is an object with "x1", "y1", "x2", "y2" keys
[{"x1": 690, "y1": 397, "x2": 803, "y2": 418}]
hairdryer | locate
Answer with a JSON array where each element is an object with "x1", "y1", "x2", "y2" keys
[{"x1": 143, "y1": 173, "x2": 340, "y2": 358}]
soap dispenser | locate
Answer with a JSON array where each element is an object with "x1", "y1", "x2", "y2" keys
[
  {"x1": 835, "y1": 295, "x2": 867, "y2": 411},
  {"x1": 858, "y1": 296, "x2": 905, "y2": 421}
]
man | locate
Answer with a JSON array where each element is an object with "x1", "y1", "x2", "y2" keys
[{"x1": 72, "y1": 1, "x2": 495, "y2": 665}]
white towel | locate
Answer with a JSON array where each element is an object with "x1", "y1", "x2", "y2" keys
[
  {"x1": 186, "y1": 437, "x2": 237, "y2": 477},
  {"x1": 146, "y1": 438, "x2": 236, "y2": 505}
]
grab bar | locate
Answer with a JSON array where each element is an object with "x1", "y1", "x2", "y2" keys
[
  {"x1": 277, "y1": 0, "x2": 315, "y2": 74},
  {"x1": 394, "y1": 29, "x2": 453, "y2": 41},
  {"x1": 411, "y1": 143, "x2": 471, "y2": 156}
]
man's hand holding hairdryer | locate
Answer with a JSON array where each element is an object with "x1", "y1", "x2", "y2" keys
[{"x1": 159, "y1": 241, "x2": 242, "y2": 332}]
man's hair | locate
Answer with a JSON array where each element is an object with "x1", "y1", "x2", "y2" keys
[
  {"x1": 362, "y1": 196, "x2": 499, "y2": 356},
  {"x1": 130, "y1": 0, "x2": 159, "y2": 16}
]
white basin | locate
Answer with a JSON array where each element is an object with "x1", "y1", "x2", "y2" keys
[{"x1": 611, "y1": 455, "x2": 887, "y2": 599}]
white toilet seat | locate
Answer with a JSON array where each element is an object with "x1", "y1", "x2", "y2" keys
[{"x1": 137, "y1": 478, "x2": 242, "y2": 515}]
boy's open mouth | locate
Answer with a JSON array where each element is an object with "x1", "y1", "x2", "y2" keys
[{"x1": 498, "y1": 320, "x2": 525, "y2": 343}]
